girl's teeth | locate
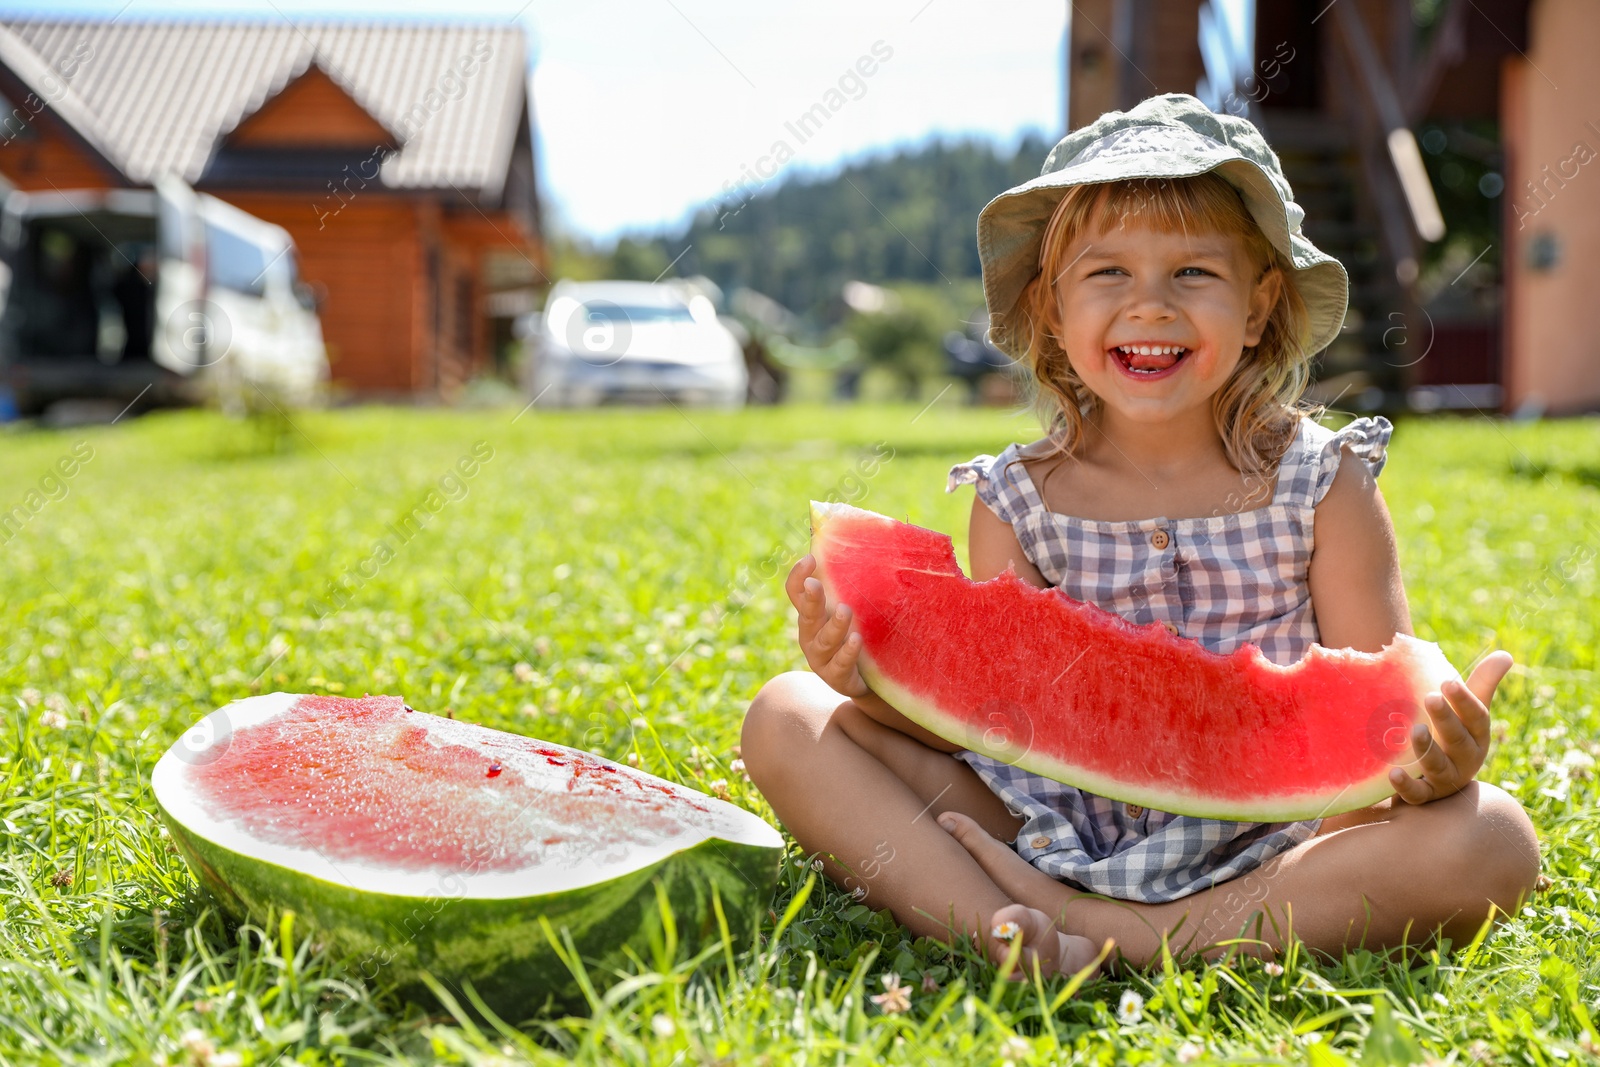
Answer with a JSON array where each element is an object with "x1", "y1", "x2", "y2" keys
[{"x1": 1115, "y1": 345, "x2": 1187, "y2": 373}]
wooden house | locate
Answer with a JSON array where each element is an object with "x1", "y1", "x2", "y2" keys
[{"x1": 0, "y1": 18, "x2": 545, "y2": 399}]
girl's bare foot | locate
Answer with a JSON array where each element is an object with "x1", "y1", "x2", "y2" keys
[{"x1": 987, "y1": 902, "x2": 1104, "y2": 980}]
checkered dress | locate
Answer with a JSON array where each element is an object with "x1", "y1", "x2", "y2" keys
[{"x1": 945, "y1": 414, "x2": 1394, "y2": 902}]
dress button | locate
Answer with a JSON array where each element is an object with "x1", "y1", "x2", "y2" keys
[
  {"x1": 1029, "y1": 835, "x2": 1051, "y2": 849},
  {"x1": 1162, "y1": 621, "x2": 1179, "y2": 636},
  {"x1": 1125, "y1": 804, "x2": 1145, "y2": 819},
  {"x1": 1150, "y1": 529, "x2": 1170, "y2": 549}
]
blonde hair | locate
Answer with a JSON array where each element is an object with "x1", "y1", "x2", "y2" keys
[{"x1": 1013, "y1": 173, "x2": 1322, "y2": 477}]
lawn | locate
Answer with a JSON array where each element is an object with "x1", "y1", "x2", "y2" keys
[{"x1": 1, "y1": 402, "x2": 1596, "y2": 1065}]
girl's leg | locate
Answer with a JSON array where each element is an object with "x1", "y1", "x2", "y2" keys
[
  {"x1": 940, "y1": 782, "x2": 1540, "y2": 967},
  {"x1": 743, "y1": 670, "x2": 1099, "y2": 972}
]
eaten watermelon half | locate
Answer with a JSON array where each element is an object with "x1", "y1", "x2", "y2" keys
[
  {"x1": 150, "y1": 693, "x2": 783, "y2": 1014},
  {"x1": 810, "y1": 502, "x2": 1461, "y2": 822}
]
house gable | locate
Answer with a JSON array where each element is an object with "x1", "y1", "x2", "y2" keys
[
  {"x1": 225, "y1": 62, "x2": 396, "y2": 151},
  {"x1": 203, "y1": 62, "x2": 401, "y2": 188}
]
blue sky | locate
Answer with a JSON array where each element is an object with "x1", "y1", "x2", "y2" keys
[{"x1": 0, "y1": 1, "x2": 1249, "y2": 241}]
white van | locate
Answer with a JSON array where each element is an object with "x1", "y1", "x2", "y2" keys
[{"x1": 0, "y1": 177, "x2": 327, "y2": 417}]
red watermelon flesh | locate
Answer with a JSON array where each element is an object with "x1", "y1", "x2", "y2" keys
[
  {"x1": 184, "y1": 694, "x2": 734, "y2": 880},
  {"x1": 809, "y1": 501, "x2": 1459, "y2": 821}
]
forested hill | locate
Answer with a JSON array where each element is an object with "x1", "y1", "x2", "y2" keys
[{"x1": 601, "y1": 133, "x2": 1056, "y2": 326}]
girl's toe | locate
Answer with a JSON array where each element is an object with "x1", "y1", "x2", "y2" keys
[
  {"x1": 987, "y1": 903, "x2": 1054, "y2": 976},
  {"x1": 987, "y1": 904, "x2": 1104, "y2": 984}
]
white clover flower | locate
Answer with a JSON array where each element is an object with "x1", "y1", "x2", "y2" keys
[
  {"x1": 1176, "y1": 1040, "x2": 1203, "y2": 1063},
  {"x1": 870, "y1": 972, "x2": 912, "y2": 1014},
  {"x1": 178, "y1": 1029, "x2": 215, "y2": 1063},
  {"x1": 999, "y1": 1034, "x2": 1031, "y2": 1063},
  {"x1": 1263, "y1": 961, "x2": 1284, "y2": 977},
  {"x1": 650, "y1": 1013, "x2": 676, "y2": 1038}
]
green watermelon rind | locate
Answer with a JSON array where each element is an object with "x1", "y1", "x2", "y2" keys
[
  {"x1": 151, "y1": 694, "x2": 784, "y2": 1015},
  {"x1": 157, "y1": 795, "x2": 778, "y2": 1014},
  {"x1": 810, "y1": 500, "x2": 1461, "y2": 823}
]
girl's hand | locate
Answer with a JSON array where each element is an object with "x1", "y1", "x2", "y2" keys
[
  {"x1": 1391, "y1": 650, "x2": 1513, "y2": 805},
  {"x1": 785, "y1": 554, "x2": 869, "y2": 698}
]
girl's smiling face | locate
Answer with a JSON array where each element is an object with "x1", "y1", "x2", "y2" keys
[{"x1": 1051, "y1": 219, "x2": 1282, "y2": 429}]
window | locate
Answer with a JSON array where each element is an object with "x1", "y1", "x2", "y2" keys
[
  {"x1": 204, "y1": 221, "x2": 268, "y2": 296},
  {"x1": 583, "y1": 303, "x2": 692, "y2": 324}
]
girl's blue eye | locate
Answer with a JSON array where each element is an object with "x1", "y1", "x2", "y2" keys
[{"x1": 1091, "y1": 266, "x2": 1212, "y2": 277}]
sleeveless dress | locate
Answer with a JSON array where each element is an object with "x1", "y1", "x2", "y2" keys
[{"x1": 945, "y1": 414, "x2": 1394, "y2": 903}]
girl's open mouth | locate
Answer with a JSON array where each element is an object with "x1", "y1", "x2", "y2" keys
[{"x1": 1111, "y1": 345, "x2": 1190, "y2": 381}]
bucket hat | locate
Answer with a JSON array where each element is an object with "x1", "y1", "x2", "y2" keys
[{"x1": 978, "y1": 92, "x2": 1349, "y2": 361}]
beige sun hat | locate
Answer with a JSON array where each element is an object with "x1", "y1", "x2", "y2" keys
[{"x1": 978, "y1": 92, "x2": 1349, "y2": 361}]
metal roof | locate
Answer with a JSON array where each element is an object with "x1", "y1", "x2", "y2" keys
[{"x1": 0, "y1": 18, "x2": 530, "y2": 199}]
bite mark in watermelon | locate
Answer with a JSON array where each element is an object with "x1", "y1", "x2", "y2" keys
[
  {"x1": 152, "y1": 693, "x2": 783, "y2": 1013},
  {"x1": 809, "y1": 501, "x2": 1460, "y2": 822}
]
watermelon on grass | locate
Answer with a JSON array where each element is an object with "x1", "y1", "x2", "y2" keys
[
  {"x1": 151, "y1": 693, "x2": 783, "y2": 1014},
  {"x1": 809, "y1": 501, "x2": 1461, "y2": 822}
]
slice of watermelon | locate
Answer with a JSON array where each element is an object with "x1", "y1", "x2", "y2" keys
[
  {"x1": 150, "y1": 693, "x2": 782, "y2": 1013},
  {"x1": 809, "y1": 501, "x2": 1459, "y2": 821}
]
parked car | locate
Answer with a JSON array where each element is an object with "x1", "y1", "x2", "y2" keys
[
  {"x1": 944, "y1": 315, "x2": 1019, "y2": 399},
  {"x1": 0, "y1": 177, "x2": 327, "y2": 417},
  {"x1": 524, "y1": 280, "x2": 746, "y2": 408}
]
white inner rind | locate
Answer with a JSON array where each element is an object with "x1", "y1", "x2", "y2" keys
[
  {"x1": 151, "y1": 693, "x2": 783, "y2": 900},
  {"x1": 809, "y1": 501, "x2": 1462, "y2": 822}
]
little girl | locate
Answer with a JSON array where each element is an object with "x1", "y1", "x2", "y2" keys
[{"x1": 742, "y1": 94, "x2": 1539, "y2": 978}]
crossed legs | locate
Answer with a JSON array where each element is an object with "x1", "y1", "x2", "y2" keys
[{"x1": 743, "y1": 670, "x2": 1542, "y2": 975}]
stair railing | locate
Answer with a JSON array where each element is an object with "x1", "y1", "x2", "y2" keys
[{"x1": 1329, "y1": 0, "x2": 1446, "y2": 282}]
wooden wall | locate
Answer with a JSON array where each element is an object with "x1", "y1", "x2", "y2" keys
[
  {"x1": 222, "y1": 192, "x2": 426, "y2": 394},
  {"x1": 0, "y1": 89, "x2": 121, "y2": 190},
  {"x1": 222, "y1": 192, "x2": 528, "y2": 397}
]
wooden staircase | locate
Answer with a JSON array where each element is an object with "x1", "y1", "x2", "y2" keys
[{"x1": 1256, "y1": 109, "x2": 1408, "y2": 414}]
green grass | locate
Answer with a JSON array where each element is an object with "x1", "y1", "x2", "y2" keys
[{"x1": 1, "y1": 402, "x2": 1596, "y2": 1065}]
